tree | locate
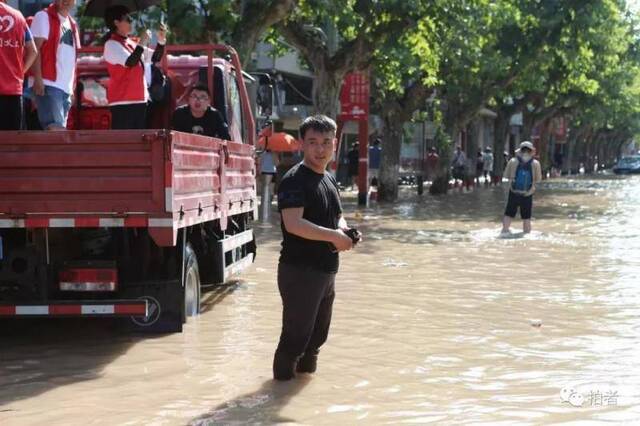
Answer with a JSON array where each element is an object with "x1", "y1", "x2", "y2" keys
[
  {"x1": 371, "y1": 7, "x2": 440, "y2": 201},
  {"x1": 110, "y1": 0, "x2": 296, "y2": 67},
  {"x1": 428, "y1": 0, "x2": 613, "y2": 192},
  {"x1": 508, "y1": 0, "x2": 639, "y2": 171},
  {"x1": 277, "y1": 0, "x2": 422, "y2": 117}
]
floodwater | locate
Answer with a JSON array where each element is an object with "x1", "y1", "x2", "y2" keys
[{"x1": 2, "y1": 175, "x2": 640, "y2": 425}]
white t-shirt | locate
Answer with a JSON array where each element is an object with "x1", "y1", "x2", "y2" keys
[
  {"x1": 30, "y1": 11, "x2": 76, "y2": 95},
  {"x1": 104, "y1": 38, "x2": 157, "y2": 102},
  {"x1": 482, "y1": 152, "x2": 494, "y2": 171}
]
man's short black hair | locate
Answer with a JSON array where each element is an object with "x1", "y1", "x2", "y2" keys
[
  {"x1": 189, "y1": 83, "x2": 210, "y2": 97},
  {"x1": 299, "y1": 115, "x2": 337, "y2": 140}
]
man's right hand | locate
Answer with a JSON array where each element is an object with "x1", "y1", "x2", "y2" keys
[
  {"x1": 33, "y1": 78, "x2": 45, "y2": 96},
  {"x1": 332, "y1": 230, "x2": 353, "y2": 252}
]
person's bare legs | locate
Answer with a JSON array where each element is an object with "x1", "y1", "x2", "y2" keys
[
  {"x1": 523, "y1": 219, "x2": 532, "y2": 234},
  {"x1": 264, "y1": 174, "x2": 274, "y2": 202},
  {"x1": 501, "y1": 216, "x2": 512, "y2": 234}
]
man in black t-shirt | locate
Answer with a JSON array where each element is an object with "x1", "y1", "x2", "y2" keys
[
  {"x1": 171, "y1": 83, "x2": 231, "y2": 140},
  {"x1": 273, "y1": 115, "x2": 360, "y2": 381}
]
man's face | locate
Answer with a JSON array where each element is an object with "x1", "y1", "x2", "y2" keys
[
  {"x1": 302, "y1": 129, "x2": 336, "y2": 171},
  {"x1": 188, "y1": 90, "x2": 210, "y2": 116},
  {"x1": 56, "y1": 0, "x2": 76, "y2": 13}
]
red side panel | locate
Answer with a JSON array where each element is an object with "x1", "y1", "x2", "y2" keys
[
  {"x1": 225, "y1": 140, "x2": 257, "y2": 216},
  {"x1": 170, "y1": 131, "x2": 223, "y2": 215},
  {"x1": 0, "y1": 130, "x2": 166, "y2": 215}
]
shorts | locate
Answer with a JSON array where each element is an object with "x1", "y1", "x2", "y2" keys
[
  {"x1": 504, "y1": 191, "x2": 533, "y2": 220},
  {"x1": 0, "y1": 95, "x2": 23, "y2": 130},
  {"x1": 452, "y1": 166, "x2": 466, "y2": 180},
  {"x1": 36, "y1": 86, "x2": 72, "y2": 129}
]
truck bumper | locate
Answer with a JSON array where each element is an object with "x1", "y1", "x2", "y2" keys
[{"x1": 0, "y1": 299, "x2": 147, "y2": 318}]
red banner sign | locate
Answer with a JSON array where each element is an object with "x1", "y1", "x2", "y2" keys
[{"x1": 339, "y1": 72, "x2": 370, "y2": 121}]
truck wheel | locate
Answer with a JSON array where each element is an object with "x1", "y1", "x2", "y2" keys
[{"x1": 183, "y1": 243, "x2": 201, "y2": 322}]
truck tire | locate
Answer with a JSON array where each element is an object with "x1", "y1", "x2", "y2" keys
[{"x1": 182, "y1": 243, "x2": 201, "y2": 322}]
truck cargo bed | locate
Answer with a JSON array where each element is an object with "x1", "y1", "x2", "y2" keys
[{"x1": 0, "y1": 129, "x2": 256, "y2": 246}]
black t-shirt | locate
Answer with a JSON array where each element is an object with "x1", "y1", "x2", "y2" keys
[
  {"x1": 171, "y1": 106, "x2": 231, "y2": 140},
  {"x1": 277, "y1": 163, "x2": 343, "y2": 273}
]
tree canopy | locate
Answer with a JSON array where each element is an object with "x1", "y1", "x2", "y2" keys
[{"x1": 80, "y1": 0, "x2": 640, "y2": 199}]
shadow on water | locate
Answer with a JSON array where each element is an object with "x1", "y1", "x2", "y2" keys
[
  {"x1": 0, "y1": 281, "x2": 241, "y2": 409},
  {"x1": 189, "y1": 376, "x2": 312, "y2": 425},
  {"x1": 200, "y1": 281, "x2": 243, "y2": 314},
  {"x1": 0, "y1": 319, "x2": 142, "y2": 408}
]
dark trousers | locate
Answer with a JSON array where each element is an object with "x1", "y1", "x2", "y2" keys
[
  {"x1": 110, "y1": 103, "x2": 147, "y2": 130},
  {"x1": 0, "y1": 95, "x2": 23, "y2": 130},
  {"x1": 275, "y1": 262, "x2": 336, "y2": 361}
]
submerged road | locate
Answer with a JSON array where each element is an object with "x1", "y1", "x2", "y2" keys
[{"x1": 1, "y1": 175, "x2": 639, "y2": 425}]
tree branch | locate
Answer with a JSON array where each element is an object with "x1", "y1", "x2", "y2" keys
[
  {"x1": 231, "y1": 0, "x2": 297, "y2": 65},
  {"x1": 277, "y1": 19, "x2": 328, "y2": 70}
]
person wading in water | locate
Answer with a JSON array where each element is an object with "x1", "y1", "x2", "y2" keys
[{"x1": 272, "y1": 115, "x2": 361, "y2": 381}]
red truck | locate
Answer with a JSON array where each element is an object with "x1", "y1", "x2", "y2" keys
[{"x1": 0, "y1": 45, "x2": 258, "y2": 332}]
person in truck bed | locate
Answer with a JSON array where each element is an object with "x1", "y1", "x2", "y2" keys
[
  {"x1": 29, "y1": 0, "x2": 80, "y2": 130},
  {"x1": 171, "y1": 83, "x2": 231, "y2": 140},
  {"x1": 0, "y1": 0, "x2": 37, "y2": 130},
  {"x1": 103, "y1": 5, "x2": 165, "y2": 129}
]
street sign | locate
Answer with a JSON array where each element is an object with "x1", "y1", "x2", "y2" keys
[{"x1": 339, "y1": 72, "x2": 370, "y2": 121}]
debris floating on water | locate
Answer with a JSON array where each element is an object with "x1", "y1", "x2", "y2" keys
[
  {"x1": 530, "y1": 319, "x2": 543, "y2": 328},
  {"x1": 382, "y1": 258, "x2": 408, "y2": 268}
]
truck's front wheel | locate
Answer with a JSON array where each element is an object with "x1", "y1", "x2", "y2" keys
[{"x1": 183, "y1": 243, "x2": 201, "y2": 322}]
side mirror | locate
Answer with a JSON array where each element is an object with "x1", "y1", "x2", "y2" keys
[
  {"x1": 256, "y1": 73, "x2": 274, "y2": 118},
  {"x1": 257, "y1": 83, "x2": 273, "y2": 117}
]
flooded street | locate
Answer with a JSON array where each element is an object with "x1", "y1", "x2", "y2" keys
[{"x1": 2, "y1": 175, "x2": 640, "y2": 425}]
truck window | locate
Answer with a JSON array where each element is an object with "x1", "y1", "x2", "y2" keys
[
  {"x1": 212, "y1": 66, "x2": 228, "y2": 125},
  {"x1": 230, "y1": 71, "x2": 246, "y2": 142}
]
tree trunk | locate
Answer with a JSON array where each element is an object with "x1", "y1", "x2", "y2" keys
[
  {"x1": 566, "y1": 134, "x2": 576, "y2": 175},
  {"x1": 466, "y1": 120, "x2": 480, "y2": 184},
  {"x1": 429, "y1": 121, "x2": 459, "y2": 195},
  {"x1": 312, "y1": 69, "x2": 346, "y2": 117},
  {"x1": 378, "y1": 111, "x2": 404, "y2": 202},
  {"x1": 538, "y1": 119, "x2": 551, "y2": 173},
  {"x1": 493, "y1": 110, "x2": 510, "y2": 180}
]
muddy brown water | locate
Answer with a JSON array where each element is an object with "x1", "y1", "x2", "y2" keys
[{"x1": 1, "y1": 175, "x2": 639, "y2": 425}]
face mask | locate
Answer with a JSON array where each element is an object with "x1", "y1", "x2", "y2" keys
[{"x1": 520, "y1": 153, "x2": 532, "y2": 162}]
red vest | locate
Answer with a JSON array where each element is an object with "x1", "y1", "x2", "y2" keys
[
  {"x1": 106, "y1": 33, "x2": 146, "y2": 105},
  {"x1": 40, "y1": 3, "x2": 79, "y2": 82},
  {"x1": 0, "y1": 3, "x2": 28, "y2": 95}
]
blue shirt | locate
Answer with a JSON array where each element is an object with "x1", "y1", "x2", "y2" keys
[
  {"x1": 261, "y1": 151, "x2": 277, "y2": 174},
  {"x1": 369, "y1": 145, "x2": 381, "y2": 169}
]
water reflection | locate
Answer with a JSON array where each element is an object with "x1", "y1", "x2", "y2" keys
[{"x1": 1, "y1": 175, "x2": 639, "y2": 424}]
